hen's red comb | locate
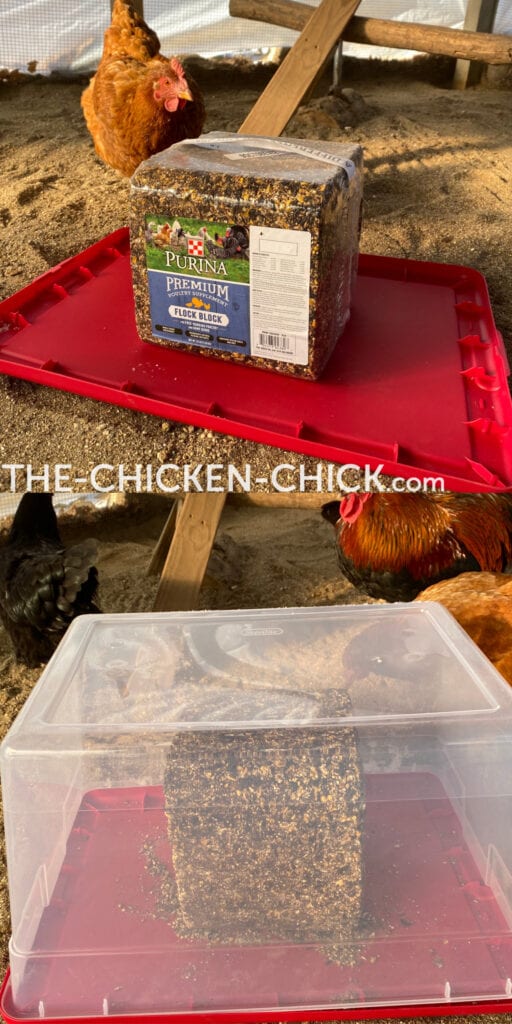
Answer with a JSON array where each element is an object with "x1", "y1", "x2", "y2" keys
[{"x1": 170, "y1": 57, "x2": 186, "y2": 80}]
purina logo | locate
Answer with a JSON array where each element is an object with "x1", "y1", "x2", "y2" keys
[
  {"x1": 187, "y1": 237, "x2": 204, "y2": 257},
  {"x1": 240, "y1": 625, "x2": 284, "y2": 637}
]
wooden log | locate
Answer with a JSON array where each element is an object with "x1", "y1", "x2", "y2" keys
[
  {"x1": 230, "y1": 0, "x2": 512, "y2": 65},
  {"x1": 152, "y1": 493, "x2": 227, "y2": 611},
  {"x1": 239, "y1": 0, "x2": 362, "y2": 136}
]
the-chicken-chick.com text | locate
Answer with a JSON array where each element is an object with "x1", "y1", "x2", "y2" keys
[{"x1": 1, "y1": 463, "x2": 446, "y2": 494}]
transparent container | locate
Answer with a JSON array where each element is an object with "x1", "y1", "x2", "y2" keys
[{"x1": 2, "y1": 603, "x2": 512, "y2": 1021}]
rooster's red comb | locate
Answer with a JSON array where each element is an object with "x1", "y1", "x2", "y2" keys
[{"x1": 339, "y1": 492, "x2": 371, "y2": 523}]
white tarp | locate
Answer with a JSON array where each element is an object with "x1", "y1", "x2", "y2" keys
[
  {"x1": 0, "y1": 493, "x2": 122, "y2": 522},
  {"x1": 1, "y1": 0, "x2": 511, "y2": 74}
]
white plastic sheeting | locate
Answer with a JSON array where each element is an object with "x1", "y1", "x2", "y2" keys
[
  {"x1": 0, "y1": 493, "x2": 125, "y2": 523},
  {"x1": 1, "y1": 0, "x2": 511, "y2": 74}
]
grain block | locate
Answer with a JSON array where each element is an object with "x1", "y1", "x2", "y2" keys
[
  {"x1": 164, "y1": 688, "x2": 364, "y2": 949},
  {"x1": 130, "y1": 132, "x2": 363, "y2": 380}
]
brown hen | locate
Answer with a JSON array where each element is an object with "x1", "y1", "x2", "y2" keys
[
  {"x1": 321, "y1": 492, "x2": 512, "y2": 602},
  {"x1": 81, "y1": 0, "x2": 205, "y2": 176},
  {"x1": 416, "y1": 572, "x2": 512, "y2": 686}
]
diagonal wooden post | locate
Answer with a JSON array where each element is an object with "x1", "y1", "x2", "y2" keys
[
  {"x1": 147, "y1": 499, "x2": 182, "y2": 576},
  {"x1": 152, "y1": 493, "x2": 227, "y2": 611},
  {"x1": 239, "y1": 0, "x2": 362, "y2": 136}
]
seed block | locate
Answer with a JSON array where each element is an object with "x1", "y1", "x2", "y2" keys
[
  {"x1": 130, "y1": 133, "x2": 363, "y2": 379},
  {"x1": 164, "y1": 688, "x2": 364, "y2": 949}
]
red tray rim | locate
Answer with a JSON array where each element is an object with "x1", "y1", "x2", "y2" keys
[
  {"x1": 1, "y1": 228, "x2": 511, "y2": 493},
  {"x1": 3, "y1": 970, "x2": 512, "y2": 1024},
  {"x1": 3, "y1": 776, "x2": 512, "y2": 1024}
]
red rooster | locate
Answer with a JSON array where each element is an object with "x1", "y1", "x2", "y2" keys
[
  {"x1": 81, "y1": 0, "x2": 205, "y2": 176},
  {"x1": 321, "y1": 492, "x2": 512, "y2": 602}
]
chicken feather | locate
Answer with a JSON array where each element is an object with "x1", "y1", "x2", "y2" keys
[
  {"x1": 416, "y1": 572, "x2": 512, "y2": 687},
  {"x1": 0, "y1": 494, "x2": 100, "y2": 666},
  {"x1": 101, "y1": 0, "x2": 160, "y2": 61}
]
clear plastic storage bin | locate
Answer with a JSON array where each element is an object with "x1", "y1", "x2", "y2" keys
[{"x1": 2, "y1": 603, "x2": 512, "y2": 1022}]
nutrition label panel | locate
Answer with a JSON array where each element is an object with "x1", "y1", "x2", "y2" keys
[{"x1": 249, "y1": 226, "x2": 311, "y2": 365}]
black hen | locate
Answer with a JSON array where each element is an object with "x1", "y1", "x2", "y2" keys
[{"x1": 0, "y1": 494, "x2": 100, "y2": 666}]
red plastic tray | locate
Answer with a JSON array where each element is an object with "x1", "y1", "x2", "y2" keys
[
  {"x1": 2, "y1": 773, "x2": 512, "y2": 1023},
  {"x1": 0, "y1": 228, "x2": 511, "y2": 492}
]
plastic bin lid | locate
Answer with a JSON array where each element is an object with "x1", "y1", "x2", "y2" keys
[{"x1": 3, "y1": 604, "x2": 512, "y2": 751}]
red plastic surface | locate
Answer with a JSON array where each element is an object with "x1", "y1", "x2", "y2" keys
[
  {"x1": 2, "y1": 774, "x2": 512, "y2": 1023},
  {"x1": 0, "y1": 228, "x2": 511, "y2": 491}
]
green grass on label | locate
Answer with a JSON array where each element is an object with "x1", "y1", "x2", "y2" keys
[{"x1": 145, "y1": 215, "x2": 251, "y2": 283}]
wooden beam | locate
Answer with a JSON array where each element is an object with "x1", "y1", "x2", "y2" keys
[
  {"x1": 150, "y1": 0, "x2": 356, "y2": 611},
  {"x1": 239, "y1": 0, "x2": 362, "y2": 136},
  {"x1": 453, "y1": 0, "x2": 501, "y2": 88},
  {"x1": 231, "y1": 0, "x2": 307, "y2": 34},
  {"x1": 227, "y1": 492, "x2": 340, "y2": 508},
  {"x1": 230, "y1": 0, "x2": 512, "y2": 65},
  {"x1": 152, "y1": 493, "x2": 227, "y2": 611},
  {"x1": 147, "y1": 499, "x2": 181, "y2": 576}
]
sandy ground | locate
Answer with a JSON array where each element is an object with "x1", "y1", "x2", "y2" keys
[{"x1": 0, "y1": 57, "x2": 511, "y2": 489}]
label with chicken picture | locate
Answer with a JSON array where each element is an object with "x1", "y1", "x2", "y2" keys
[
  {"x1": 145, "y1": 214, "x2": 251, "y2": 354},
  {"x1": 144, "y1": 216, "x2": 310, "y2": 364}
]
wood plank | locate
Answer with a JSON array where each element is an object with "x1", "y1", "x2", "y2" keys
[
  {"x1": 230, "y1": 0, "x2": 512, "y2": 65},
  {"x1": 152, "y1": 493, "x2": 227, "y2": 611},
  {"x1": 227, "y1": 492, "x2": 340, "y2": 508},
  {"x1": 453, "y1": 0, "x2": 501, "y2": 88},
  {"x1": 147, "y1": 499, "x2": 181, "y2": 576},
  {"x1": 239, "y1": 0, "x2": 362, "y2": 137}
]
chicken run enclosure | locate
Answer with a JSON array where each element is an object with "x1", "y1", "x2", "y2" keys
[{"x1": 2, "y1": 1, "x2": 510, "y2": 75}]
